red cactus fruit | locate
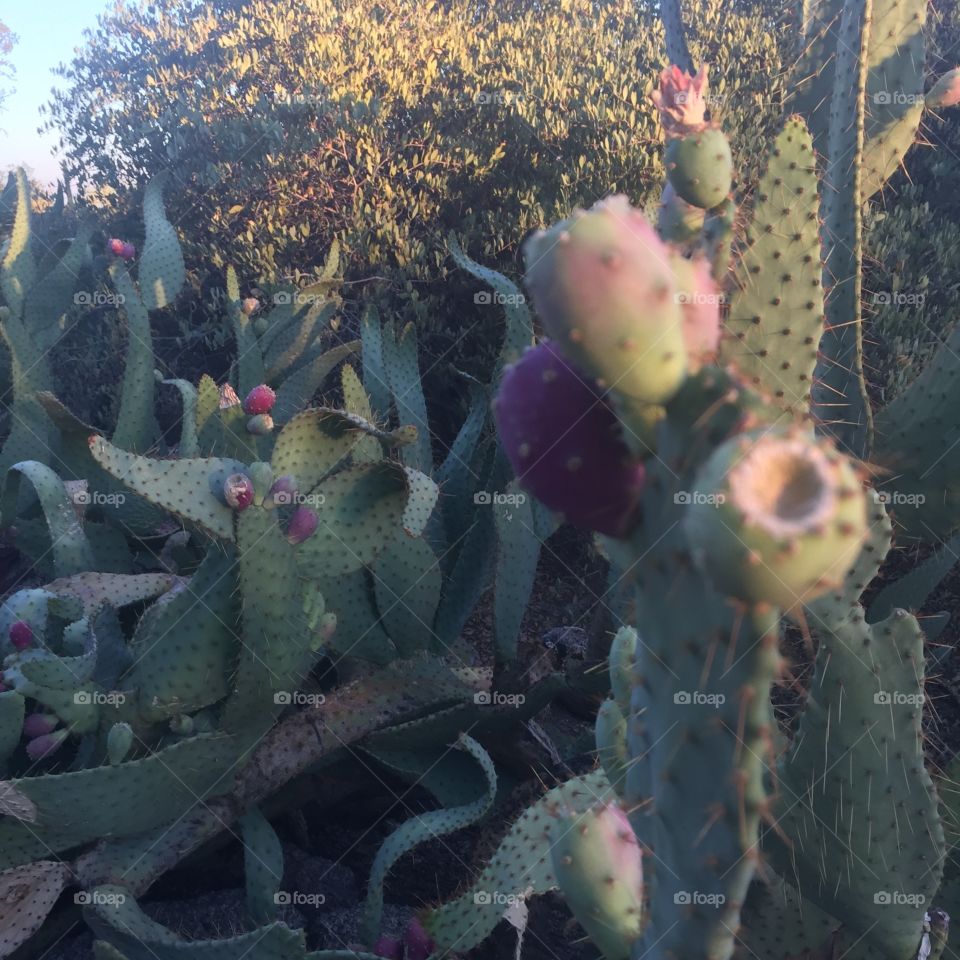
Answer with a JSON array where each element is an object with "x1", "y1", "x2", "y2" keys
[
  {"x1": 493, "y1": 341, "x2": 645, "y2": 538},
  {"x1": 9, "y1": 620, "x2": 33, "y2": 651},
  {"x1": 242, "y1": 384, "x2": 277, "y2": 416},
  {"x1": 26, "y1": 729, "x2": 69, "y2": 761},
  {"x1": 223, "y1": 473, "x2": 255, "y2": 511},
  {"x1": 22, "y1": 713, "x2": 59, "y2": 739},
  {"x1": 286, "y1": 506, "x2": 319, "y2": 544}
]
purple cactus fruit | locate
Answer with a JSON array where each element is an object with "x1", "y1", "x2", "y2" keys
[
  {"x1": 286, "y1": 506, "x2": 319, "y2": 544},
  {"x1": 493, "y1": 341, "x2": 645, "y2": 538},
  {"x1": 373, "y1": 936, "x2": 403, "y2": 960},
  {"x1": 22, "y1": 713, "x2": 59, "y2": 739},
  {"x1": 223, "y1": 473, "x2": 255, "y2": 511},
  {"x1": 26, "y1": 729, "x2": 69, "y2": 761},
  {"x1": 9, "y1": 620, "x2": 33, "y2": 651},
  {"x1": 242, "y1": 384, "x2": 277, "y2": 416},
  {"x1": 267, "y1": 475, "x2": 298, "y2": 507},
  {"x1": 119, "y1": 241, "x2": 137, "y2": 260},
  {"x1": 403, "y1": 918, "x2": 434, "y2": 960},
  {"x1": 671, "y1": 253, "x2": 721, "y2": 370},
  {"x1": 246, "y1": 413, "x2": 275, "y2": 435}
]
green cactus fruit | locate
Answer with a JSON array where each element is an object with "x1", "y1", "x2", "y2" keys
[
  {"x1": 608, "y1": 625, "x2": 636, "y2": 714},
  {"x1": 523, "y1": 195, "x2": 687, "y2": 404},
  {"x1": 669, "y1": 253, "x2": 721, "y2": 370},
  {"x1": 594, "y1": 699, "x2": 628, "y2": 797},
  {"x1": 657, "y1": 181, "x2": 705, "y2": 245},
  {"x1": 246, "y1": 413, "x2": 274, "y2": 435},
  {"x1": 106, "y1": 722, "x2": 134, "y2": 765},
  {"x1": 550, "y1": 802, "x2": 643, "y2": 960},
  {"x1": 222, "y1": 473, "x2": 254, "y2": 510},
  {"x1": 684, "y1": 428, "x2": 870, "y2": 611},
  {"x1": 664, "y1": 128, "x2": 733, "y2": 210}
]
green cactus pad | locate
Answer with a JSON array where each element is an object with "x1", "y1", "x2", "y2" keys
[
  {"x1": 161, "y1": 378, "x2": 200, "y2": 457},
  {"x1": 608, "y1": 625, "x2": 636, "y2": 715},
  {"x1": 241, "y1": 806, "x2": 284, "y2": 925},
  {"x1": 360, "y1": 304, "x2": 392, "y2": 419},
  {"x1": 42, "y1": 572, "x2": 175, "y2": 616},
  {"x1": 89, "y1": 436, "x2": 247, "y2": 540},
  {"x1": 270, "y1": 408, "x2": 366, "y2": 493},
  {"x1": 0, "y1": 169, "x2": 36, "y2": 319},
  {"x1": 138, "y1": 175, "x2": 186, "y2": 310},
  {"x1": 226, "y1": 265, "x2": 267, "y2": 396},
  {"x1": 0, "y1": 734, "x2": 240, "y2": 870},
  {"x1": 272, "y1": 340, "x2": 359, "y2": 425},
  {"x1": 372, "y1": 533, "x2": 440, "y2": 657},
  {"x1": 664, "y1": 127, "x2": 733, "y2": 210},
  {"x1": 382, "y1": 321, "x2": 432, "y2": 472},
  {"x1": 340, "y1": 364, "x2": 382, "y2": 464},
  {"x1": 295, "y1": 462, "x2": 410, "y2": 579},
  {"x1": 315, "y1": 570, "x2": 397, "y2": 665},
  {"x1": 769, "y1": 608, "x2": 944, "y2": 959},
  {"x1": 723, "y1": 116, "x2": 823, "y2": 413},
  {"x1": 264, "y1": 299, "x2": 335, "y2": 383},
  {"x1": 0, "y1": 691, "x2": 25, "y2": 764},
  {"x1": 130, "y1": 547, "x2": 239, "y2": 722},
  {"x1": 360, "y1": 734, "x2": 496, "y2": 946},
  {"x1": 0, "y1": 860, "x2": 70, "y2": 957},
  {"x1": 399, "y1": 467, "x2": 438, "y2": 537},
  {"x1": 423, "y1": 771, "x2": 615, "y2": 951}
]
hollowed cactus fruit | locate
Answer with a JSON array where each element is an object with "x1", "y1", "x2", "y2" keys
[
  {"x1": 523, "y1": 195, "x2": 688, "y2": 404},
  {"x1": 493, "y1": 341, "x2": 645, "y2": 538},
  {"x1": 549, "y1": 802, "x2": 643, "y2": 960},
  {"x1": 684, "y1": 429, "x2": 869, "y2": 610}
]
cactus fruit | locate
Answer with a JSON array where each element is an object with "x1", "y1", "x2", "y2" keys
[
  {"x1": 9, "y1": 621, "x2": 32, "y2": 651},
  {"x1": 493, "y1": 341, "x2": 645, "y2": 538},
  {"x1": 22, "y1": 713, "x2": 58, "y2": 739},
  {"x1": 652, "y1": 66, "x2": 732, "y2": 211},
  {"x1": 26, "y1": 729, "x2": 69, "y2": 761},
  {"x1": 107, "y1": 722, "x2": 134, "y2": 765},
  {"x1": 403, "y1": 918, "x2": 433, "y2": 960},
  {"x1": 241, "y1": 297, "x2": 260, "y2": 316},
  {"x1": 550, "y1": 802, "x2": 643, "y2": 960},
  {"x1": 670, "y1": 253, "x2": 721, "y2": 370},
  {"x1": 285, "y1": 506, "x2": 319, "y2": 545},
  {"x1": 223, "y1": 473, "x2": 254, "y2": 511},
  {"x1": 246, "y1": 413, "x2": 274, "y2": 435},
  {"x1": 684, "y1": 429, "x2": 870, "y2": 611},
  {"x1": 927, "y1": 69, "x2": 960, "y2": 109},
  {"x1": 523, "y1": 195, "x2": 688, "y2": 404},
  {"x1": 373, "y1": 936, "x2": 402, "y2": 960},
  {"x1": 266, "y1": 475, "x2": 298, "y2": 508},
  {"x1": 106, "y1": 239, "x2": 136, "y2": 260},
  {"x1": 242, "y1": 384, "x2": 277, "y2": 416}
]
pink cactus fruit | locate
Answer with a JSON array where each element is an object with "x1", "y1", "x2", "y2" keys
[
  {"x1": 119, "y1": 242, "x2": 137, "y2": 260},
  {"x1": 242, "y1": 384, "x2": 277, "y2": 416},
  {"x1": 493, "y1": 341, "x2": 645, "y2": 538},
  {"x1": 286, "y1": 506, "x2": 319, "y2": 545},
  {"x1": 9, "y1": 620, "x2": 33, "y2": 651},
  {"x1": 927, "y1": 68, "x2": 960, "y2": 109},
  {"x1": 403, "y1": 918, "x2": 434, "y2": 960},
  {"x1": 373, "y1": 936, "x2": 403, "y2": 960},
  {"x1": 223, "y1": 473, "x2": 255, "y2": 511},
  {"x1": 670, "y1": 252, "x2": 721, "y2": 369},
  {"x1": 267, "y1": 475, "x2": 298, "y2": 507},
  {"x1": 26, "y1": 729, "x2": 69, "y2": 762},
  {"x1": 651, "y1": 64, "x2": 710, "y2": 136},
  {"x1": 22, "y1": 713, "x2": 59, "y2": 739}
]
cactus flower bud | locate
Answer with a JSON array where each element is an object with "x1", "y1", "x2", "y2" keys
[
  {"x1": 242, "y1": 384, "x2": 277, "y2": 416},
  {"x1": 219, "y1": 383, "x2": 241, "y2": 409},
  {"x1": 286, "y1": 506, "x2": 319, "y2": 544},
  {"x1": 107, "y1": 721, "x2": 135, "y2": 765},
  {"x1": 9, "y1": 621, "x2": 32, "y2": 651},
  {"x1": 246, "y1": 413, "x2": 275, "y2": 435},
  {"x1": 26, "y1": 729, "x2": 69, "y2": 761},
  {"x1": 266, "y1": 475, "x2": 298, "y2": 508},
  {"x1": 403, "y1": 919, "x2": 434, "y2": 960},
  {"x1": 651, "y1": 64, "x2": 710, "y2": 136},
  {"x1": 241, "y1": 297, "x2": 260, "y2": 315},
  {"x1": 223, "y1": 473, "x2": 255, "y2": 511},
  {"x1": 22, "y1": 713, "x2": 59, "y2": 739},
  {"x1": 373, "y1": 936, "x2": 402, "y2": 960}
]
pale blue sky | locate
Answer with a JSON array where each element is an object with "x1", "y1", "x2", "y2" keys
[{"x1": 1, "y1": 0, "x2": 108, "y2": 185}]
